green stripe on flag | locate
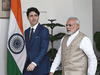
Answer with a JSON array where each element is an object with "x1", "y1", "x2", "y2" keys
[{"x1": 7, "y1": 49, "x2": 22, "y2": 75}]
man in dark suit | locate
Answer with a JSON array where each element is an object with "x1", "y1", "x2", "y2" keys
[{"x1": 23, "y1": 7, "x2": 50, "y2": 75}]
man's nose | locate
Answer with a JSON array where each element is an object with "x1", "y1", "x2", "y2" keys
[
  {"x1": 32, "y1": 16, "x2": 35, "y2": 19},
  {"x1": 66, "y1": 25, "x2": 69, "y2": 28}
]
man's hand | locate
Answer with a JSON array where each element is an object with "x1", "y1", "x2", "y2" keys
[
  {"x1": 27, "y1": 63, "x2": 35, "y2": 71},
  {"x1": 49, "y1": 72, "x2": 53, "y2": 75}
]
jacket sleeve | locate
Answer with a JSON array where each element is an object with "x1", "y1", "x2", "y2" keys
[{"x1": 33, "y1": 28, "x2": 49, "y2": 66}]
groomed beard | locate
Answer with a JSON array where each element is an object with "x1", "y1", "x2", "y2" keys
[
  {"x1": 67, "y1": 28, "x2": 79, "y2": 35},
  {"x1": 67, "y1": 31, "x2": 73, "y2": 35}
]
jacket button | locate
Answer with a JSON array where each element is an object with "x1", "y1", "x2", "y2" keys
[{"x1": 71, "y1": 45, "x2": 73, "y2": 47}]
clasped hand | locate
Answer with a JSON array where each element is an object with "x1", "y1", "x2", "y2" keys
[{"x1": 27, "y1": 63, "x2": 35, "y2": 71}]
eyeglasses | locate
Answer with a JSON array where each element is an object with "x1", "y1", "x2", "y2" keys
[{"x1": 66, "y1": 24, "x2": 73, "y2": 27}]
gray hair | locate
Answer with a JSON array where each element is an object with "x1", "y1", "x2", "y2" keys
[{"x1": 68, "y1": 17, "x2": 80, "y2": 25}]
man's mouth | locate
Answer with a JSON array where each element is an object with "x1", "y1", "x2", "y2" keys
[
  {"x1": 32, "y1": 19, "x2": 35, "y2": 22},
  {"x1": 67, "y1": 30, "x2": 71, "y2": 32}
]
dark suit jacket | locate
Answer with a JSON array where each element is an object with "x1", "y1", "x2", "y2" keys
[{"x1": 23, "y1": 24, "x2": 50, "y2": 75}]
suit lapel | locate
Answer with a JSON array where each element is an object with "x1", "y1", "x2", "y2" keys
[
  {"x1": 27, "y1": 27, "x2": 31, "y2": 42},
  {"x1": 30, "y1": 24, "x2": 41, "y2": 46}
]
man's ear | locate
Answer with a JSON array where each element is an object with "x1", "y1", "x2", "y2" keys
[{"x1": 77, "y1": 24, "x2": 80, "y2": 28}]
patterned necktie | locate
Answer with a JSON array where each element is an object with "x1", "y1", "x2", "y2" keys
[{"x1": 30, "y1": 28, "x2": 34, "y2": 41}]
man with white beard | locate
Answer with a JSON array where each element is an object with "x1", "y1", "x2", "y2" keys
[{"x1": 49, "y1": 17, "x2": 97, "y2": 75}]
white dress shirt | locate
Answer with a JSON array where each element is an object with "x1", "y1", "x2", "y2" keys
[
  {"x1": 50, "y1": 30, "x2": 97, "y2": 75},
  {"x1": 30, "y1": 23, "x2": 38, "y2": 34},
  {"x1": 30, "y1": 23, "x2": 39, "y2": 66}
]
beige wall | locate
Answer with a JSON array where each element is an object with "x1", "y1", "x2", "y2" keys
[{"x1": 0, "y1": 19, "x2": 9, "y2": 75}]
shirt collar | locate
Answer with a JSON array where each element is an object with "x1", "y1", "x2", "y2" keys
[{"x1": 30, "y1": 23, "x2": 39, "y2": 31}]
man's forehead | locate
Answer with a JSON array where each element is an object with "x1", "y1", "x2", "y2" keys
[{"x1": 67, "y1": 19, "x2": 76, "y2": 24}]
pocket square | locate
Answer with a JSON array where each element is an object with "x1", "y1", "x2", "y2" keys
[{"x1": 35, "y1": 36, "x2": 38, "y2": 38}]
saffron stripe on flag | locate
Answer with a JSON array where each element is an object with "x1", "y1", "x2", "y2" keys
[{"x1": 11, "y1": 0, "x2": 24, "y2": 35}]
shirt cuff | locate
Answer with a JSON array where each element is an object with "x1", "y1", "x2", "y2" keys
[
  {"x1": 50, "y1": 69, "x2": 55, "y2": 73},
  {"x1": 50, "y1": 68, "x2": 58, "y2": 73},
  {"x1": 32, "y1": 62, "x2": 37, "y2": 66}
]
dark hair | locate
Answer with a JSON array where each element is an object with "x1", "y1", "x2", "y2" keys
[{"x1": 26, "y1": 7, "x2": 40, "y2": 17}]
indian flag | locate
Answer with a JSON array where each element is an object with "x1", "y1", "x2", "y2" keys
[{"x1": 7, "y1": 0, "x2": 26, "y2": 75}]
